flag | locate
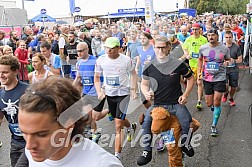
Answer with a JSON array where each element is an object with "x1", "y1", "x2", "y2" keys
[{"x1": 69, "y1": 0, "x2": 75, "y2": 14}]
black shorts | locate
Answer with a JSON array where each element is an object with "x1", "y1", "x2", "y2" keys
[
  {"x1": 226, "y1": 71, "x2": 239, "y2": 88},
  {"x1": 107, "y1": 95, "x2": 130, "y2": 120},
  {"x1": 203, "y1": 80, "x2": 226, "y2": 95},
  {"x1": 82, "y1": 94, "x2": 106, "y2": 112}
]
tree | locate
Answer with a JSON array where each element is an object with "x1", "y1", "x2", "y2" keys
[{"x1": 189, "y1": 0, "x2": 250, "y2": 15}]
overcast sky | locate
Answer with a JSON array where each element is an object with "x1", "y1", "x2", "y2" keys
[{"x1": 14, "y1": 0, "x2": 184, "y2": 19}]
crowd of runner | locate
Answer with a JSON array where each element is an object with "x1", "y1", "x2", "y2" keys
[{"x1": 0, "y1": 13, "x2": 248, "y2": 167}]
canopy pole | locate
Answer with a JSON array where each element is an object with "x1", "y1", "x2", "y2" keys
[{"x1": 22, "y1": 0, "x2": 24, "y2": 9}]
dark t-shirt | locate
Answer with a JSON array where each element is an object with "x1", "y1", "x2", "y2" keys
[
  {"x1": 227, "y1": 42, "x2": 242, "y2": 73},
  {"x1": 0, "y1": 81, "x2": 28, "y2": 142},
  {"x1": 64, "y1": 42, "x2": 78, "y2": 60},
  {"x1": 142, "y1": 57, "x2": 192, "y2": 105}
]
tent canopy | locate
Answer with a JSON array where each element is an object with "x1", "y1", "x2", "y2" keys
[{"x1": 31, "y1": 13, "x2": 56, "y2": 22}]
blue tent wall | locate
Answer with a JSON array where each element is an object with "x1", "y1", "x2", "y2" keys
[{"x1": 31, "y1": 13, "x2": 56, "y2": 22}]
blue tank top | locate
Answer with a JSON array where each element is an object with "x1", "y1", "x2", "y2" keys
[{"x1": 76, "y1": 55, "x2": 103, "y2": 96}]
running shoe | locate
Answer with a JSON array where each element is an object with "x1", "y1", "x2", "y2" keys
[
  {"x1": 0, "y1": 141, "x2": 2, "y2": 147},
  {"x1": 126, "y1": 123, "x2": 137, "y2": 142},
  {"x1": 156, "y1": 138, "x2": 165, "y2": 152},
  {"x1": 107, "y1": 112, "x2": 114, "y2": 121},
  {"x1": 228, "y1": 98, "x2": 236, "y2": 106},
  {"x1": 211, "y1": 125, "x2": 218, "y2": 137},
  {"x1": 196, "y1": 100, "x2": 203, "y2": 110},
  {"x1": 137, "y1": 150, "x2": 152, "y2": 166},
  {"x1": 222, "y1": 95, "x2": 227, "y2": 103},
  {"x1": 92, "y1": 132, "x2": 101, "y2": 144}
]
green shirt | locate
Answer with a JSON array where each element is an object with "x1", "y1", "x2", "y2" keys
[{"x1": 183, "y1": 35, "x2": 208, "y2": 68}]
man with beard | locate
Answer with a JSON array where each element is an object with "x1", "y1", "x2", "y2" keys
[
  {"x1": 7, "y1": 31, "x2": 19, "y2": 53},
  {"x1": 198, "y1": 28, "x2": 231, "y2": 137},
  {"x1": 177, "y1": 25, "x2": 190, "y2": 43},
  {"x1": 64, "y1": 31, "x2": 78, "y2": 65}
]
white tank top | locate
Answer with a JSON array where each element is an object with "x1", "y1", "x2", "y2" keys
[{"x1": 32, "y1": 70, "x2": 49, "y2": 83}]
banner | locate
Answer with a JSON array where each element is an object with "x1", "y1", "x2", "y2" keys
[
  {"x1": 144, "y1": 0, "x2": 154, "y2": 24},
  {"x1": 0, "y1": 26, "x2": 12, "y2": 39},
  {"x1": 69, "y1": 0, "x2": 75, "y2": 14}
]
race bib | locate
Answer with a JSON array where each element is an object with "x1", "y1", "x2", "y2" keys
[
  {"x1": 161, "y1": 130, "x2": 175, "y2": 145},
  {"x1": 106, "y1": 76, "x2": 120, "y2": 87},
  {"x1": 82, "y1": 76, "x2": 93, "y2": 86},
  {"x1": 227, "y1": 63, "x2": 235, "y2": 68},
  {"x1": 9, "y1": 123, "x2": 22, "y2": 137},
  {"x1": 206, "y1": 62, "x2": 219, "y2": 71},
  {"x1": 192, "y1": 52, "x2": 199, "y2": 58}
]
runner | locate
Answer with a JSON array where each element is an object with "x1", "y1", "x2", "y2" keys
[
  {"x1": 94, "y1": 37, "x2": 137, "y2": 159},
  {"x1": 17, "y1": 76, "x2": 123, "y2": 167},
  {"x1": 40, "y1": 41, "x2": 61, "y2": 76},
  {"x1": 135, "y1": 31, "x2": 155, "y2": 109},
  {"x1": 0, "y1": 55, "x2": 28, "y2": 167},
  {"x1": 183, "y1": 23, "x2": 208, "y2": 110},
  {"x1": 198, "y1": 28, "x2": 231, "y2": 136},
  {"x1": 137, "y1": 35, "x2": 195, "y2": 166},
  {"x1": 222, "y1": 31, "x2": 242, "y2": 106},
  {"x1": 73, "y1": 42, "x2": 109, "y2": 143},
  {"x1": 28, "y1": 53, "x2": 53, "y2": 84}
]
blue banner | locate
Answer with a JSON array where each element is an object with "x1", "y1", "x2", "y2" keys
[{"x1": 69, "y1": 0, "x2": 75, "y2": 14}]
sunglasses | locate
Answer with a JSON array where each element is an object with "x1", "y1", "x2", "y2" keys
[{"x1": 77, "y1": 48, "x2": 87, "y2": 52}]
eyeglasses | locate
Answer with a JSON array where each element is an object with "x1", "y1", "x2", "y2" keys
[
  {"x1": 192, "y1": 28, "x2": 199, "y2": 31},
  {"x1": 225, "y1": 37, "x2": 232, "y2": 38},
  {"x1": 105, "y1": 46, "x2": 118, "y2": 50},
  {"x1": 155, "y1": 46, "x2": 167, "y2": 50},
  {"x1": 77, "y1": 48, "x2": 87, "y2": 52}
]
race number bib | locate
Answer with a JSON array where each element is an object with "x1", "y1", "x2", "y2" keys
[
  {"x1": 82, "y1": 76, "x2": 93, "y2": 86},
  {"x1": 106, "y1": 76, "x2": 120, "y2": 87},
  {"x1": 9, "y1": 123, "x2": 22, "y2": 137},
  {"x1": 192, "y1": 52, "x2": 199, "y2": 58},
  {"x1": 206, "y1": 62, "x2": 219, "y2": 71},
  {"x1": 161, "y1": 130, "x2": 175, "y2": 145}
]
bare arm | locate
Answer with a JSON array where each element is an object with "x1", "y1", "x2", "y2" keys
[
  {"x1": 0, "y1": 112, "x2": 4, "y2": 126},
  {"x1": 49, "y1": 66, "x2": 60, "y2": 76},
  {"x1": 141, "y1": 78, "x2": 152, "y2": 100},
  {"x1": 94, "y1": 72, "x2": 104, "y2": 100}
]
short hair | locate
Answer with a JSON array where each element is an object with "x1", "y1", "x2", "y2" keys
[
  {"x1": 154, "y1": 35, "x2": 172, "y2": 47},
  {"x1": 0, "y1": 30, "x2": 5, "y2": 36},
  {"x1": 32, "y1": 53, "x2": 46, "y2": 62},
  {"x1": 37, "y1": 34, "x2": 45, "y2": 41},
  {"x1": 19, "y1": 76, "x2": 90, "y2": 142},
  {"x1": 224, "y1": 23, "x2": 231, "y2": 28},
  {"x1": 40, "y1": 41, "x2": 51, "y2": 50},
  {"x1": 0, "y1": 55, "x2": 20, "y2": 71},
  {"x1": 225, "y1": 31, "x2": 233, "y2": 36},
  {"x1": 68, "y1": 31, "x2": 76, "y2": 37},
  {"x1": 140, "y1": 31, "x2": 153, "y2": 40}
]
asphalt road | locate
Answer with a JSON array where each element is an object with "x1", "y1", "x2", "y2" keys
[{"x1": 0, "y1": 68, "x2": 252, "y2": 167}]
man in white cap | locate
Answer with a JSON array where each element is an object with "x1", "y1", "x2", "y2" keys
[{"x1": 94, "y1": 37, "x2": 137, "y2": 159}]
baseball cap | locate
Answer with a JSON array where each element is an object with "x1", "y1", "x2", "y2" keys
[
  {"x1": 167, "y1": 29, "x2": 175, "y2": 39},
  {"x1": 104, "y1": 37, "x2": 120, "y2": 48},
  {"x1": 192, "y1": 23, "x2": 200, "y2": 28}
]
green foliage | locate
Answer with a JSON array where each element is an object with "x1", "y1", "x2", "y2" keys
[{"x1": 189, "y1": 0, "x2": 250, "y2": 15}]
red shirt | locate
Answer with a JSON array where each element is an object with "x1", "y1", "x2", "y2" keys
[{"x1": 232, "y1": 26, "x2": 244, "y2": 45}]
